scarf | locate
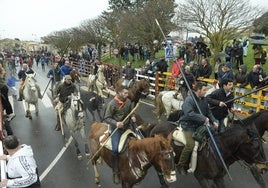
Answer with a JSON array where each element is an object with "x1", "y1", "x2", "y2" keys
[{"x1": 114, "y1": 95, "x2": 126, "y2": 110}]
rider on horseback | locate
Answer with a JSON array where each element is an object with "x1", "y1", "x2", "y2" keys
[
  {"x1": 47, "y1": 62, "x2": 65, "y2": 95},
  {"x1": 103, "y1": 85, "x2": 136, "y2": 184},
  {"x1": 177, "y1": 82, "x2": 218, "y2": 175},
  {"x1": 54, "y1": 75, "x2": 78, "y2": 131},
  {"x1": 122, "y1": 61, "x2": 135, "y2": 87},
  {"x1": 17, "y1": 63, "x2": 42, "y2": 101}
]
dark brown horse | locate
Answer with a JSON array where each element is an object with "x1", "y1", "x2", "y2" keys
[
  {"x1": 232, "y1": 110, "x2": 268, "y2": 138},
  {"x1": 115, "y1": 78, "x2": 150, "y2": 105},
  {"x1": 88, "y1": 122, "x2": 176, "y2": 188},
  {"x1": 150, "y1": 123, "x2": 268, "y2": 188},
  {"x1": 70, "y1": 68, "x2": 81, "y2": 83}
]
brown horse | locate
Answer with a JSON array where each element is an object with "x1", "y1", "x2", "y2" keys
[
  {"x1": 150, "y1": 123, "x2": 268, "y2": 188},
  {"x1": 69, "y1": 69, "x2": 81, "y2": 83},
  {"x1": 115, "y1": 78, "x2": 150, "y2": 105},
  {"x1": 88, "y1": 122, "x2": 176, "y2": 188}
]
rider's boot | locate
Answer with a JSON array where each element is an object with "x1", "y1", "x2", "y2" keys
[
  {"x1": 17, "y1": 87, "x2": 24, "y2": 101},
  {"x1": 112, "y1": 154, "x2": 121, "y2": 184},
  {"x1": 54, "y1": 115, "x2": 61, "y2": 131}
]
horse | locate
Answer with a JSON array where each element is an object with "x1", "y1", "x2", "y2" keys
[
  {"x1": 80, "y1": 90, "x2": 103, "y2": 121},
  {"x1": 69, "y1": 68, "x2": 81, "y2": 83},
  {"x1": 115, "y1": 78, "x2": 151, "y2": 105},
  {"x1": 231, "y1": 110, "x2": 268, "y2": 138},
  {"x1": 88, "y1": 122, "x2": 177, "y2": 188},
  {"x1": 87, "y1": 64, "x2": 110, "y2": 98},
  {"x1": 150, "y1": 122, "x2": 268, "y2": 188},
  {"x1": 229, "y1": 110, "x2": 268, "y2": 188},
  {"x1": 61, "y1": 91, "x2": 90, "y2": 159},
  {"x1": 23, "y1": 73, "x2": 39, "y2": 119},
  {"x1": 155, "y1": 91, "x2": 183, "y2": 120}
]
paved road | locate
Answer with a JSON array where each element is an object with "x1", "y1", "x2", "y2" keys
[{"x1": 6, "y1": 63, "x2": 268, "y2": 188}]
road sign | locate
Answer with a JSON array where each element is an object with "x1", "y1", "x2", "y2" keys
[
  {"x1": 165, "y1": 46, "x2": 173, "y2": 59},
  {"x1": 113, "y1": 48, "x2": 119, "y2": 55}
]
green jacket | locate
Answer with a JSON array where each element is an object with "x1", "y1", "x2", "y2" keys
[{"x1": 104, "y1": 96, "x2": 133, "y2": 131}]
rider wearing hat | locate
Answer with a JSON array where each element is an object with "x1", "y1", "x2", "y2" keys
[{"x1": 54, "y1": 75, "x2": 78, "y2": 131}]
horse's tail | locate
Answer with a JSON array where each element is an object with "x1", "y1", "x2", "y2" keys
[{"x1": 155, "y1": 92, "x2": 165, "y2": 119}]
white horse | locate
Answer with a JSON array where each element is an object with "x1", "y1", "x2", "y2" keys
[
  {"x1": 61, "y1": 91, "x2": 90, "y2": 160},
  {"x1": 23, "y1": 73, "x2": 39, "y2": 119},
  {"x1": 87, "y1": 64, "x2": 109, "y2": 98},
  {"x1": 155, "y1": 90, "x2": 184, "y2": 120}
]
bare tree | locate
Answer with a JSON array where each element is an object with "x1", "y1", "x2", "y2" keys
[{"x1": 176, "y1": 0, "x2": 263, "y2": 63}]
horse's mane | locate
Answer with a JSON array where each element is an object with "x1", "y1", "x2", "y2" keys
[
  {"x1": 128, "y1": 135, "x2": 170, "y2": 153},
  {"x1": 242, "y1": 110, "x2": 267, "y2": 124}
]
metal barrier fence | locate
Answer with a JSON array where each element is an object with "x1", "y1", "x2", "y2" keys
[{"x1": 71, "y1": 61, "x2": 268, "y2": 116}]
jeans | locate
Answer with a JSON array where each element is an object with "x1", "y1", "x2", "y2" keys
[{"x1": 110, "y1": 126, "x2": 122, "y2": 155}]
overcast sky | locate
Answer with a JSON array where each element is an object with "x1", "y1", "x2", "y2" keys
[{"x1": 0, "y1": 0, "x2": 267, "y2": 41}]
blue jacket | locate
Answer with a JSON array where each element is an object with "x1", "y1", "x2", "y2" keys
[{"x1": 60, "y1": 65, "x2": 73, "y2": 75}]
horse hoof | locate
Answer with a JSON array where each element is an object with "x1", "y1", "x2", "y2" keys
[
  {"x1": 77, "y1": 154, "x2": 83, "y2": 160},
  {"x1": 95, "y1": 178, "x2": 100, "y2": 185},
  {"x1": 85, "y1": 152, "x2": 91, "y2": 158}
]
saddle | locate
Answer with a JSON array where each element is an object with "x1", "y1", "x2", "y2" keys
[
  {"x1": 99, "y1": 128, "x2": 141, "y2": 153},
  {"x1": 122, "y1": 79, "x2": 134, "y2": 88}
]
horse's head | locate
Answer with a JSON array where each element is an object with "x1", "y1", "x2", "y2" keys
[
  {"x1": 153, "y1": 135, "x2": 176, "y2": 183},
  {"x1": 97, "y1": 64, "x2": 104, "y2": 72},
  {"x1": 70, "y1": 92, "x2": 84, "y2": 119},
  {"x1": 226, "y1": 124, "x2": 268, "y2": 173},
  {"x1": 70, "y1": 69, "x2": 81, "y2": 83},
  {"x1": 25, "y1": 73, "x2": 37, "y2": 92},
  {"x1": 139, "y1": 78, "x2": 150, "y2": 96}
]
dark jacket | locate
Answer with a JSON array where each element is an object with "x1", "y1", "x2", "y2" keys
[
  {"x1": 104, "y1": 96, "x2": 133, "y2": 131},
  {"x1": 234, "y1": 64, "x2": 248, "y2": 87},
  {"x1": 206, "y1": 88, "x2": 234, "y2": 120},
  {"x1": 247, "y1": 69, "x2": 266, "y2": 89},
  {"x1": 179, "y1": 92, "x2": 217, "y2": 131},
  {"x1": 198, "y1": 63, "x2": 212, "y2": 78},
  {"x1": 122, "y1": 66, "x2": 135, "y2": 80},
  {"x1": 18, "y1": 68, "x2": 34, "y2": 81},
  {"x1": 56, "y1": 82, "x2": 77, "y2": 103}
]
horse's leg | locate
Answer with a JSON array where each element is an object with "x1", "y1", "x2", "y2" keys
[
  {"x1": 93, "y1": 163, "x2": 100, "y2": 184},
  {"x1": 25, "y1": 103, "x2": 32, "y2": 119},
  {"x1": 249, "y1": 164, "x2": 266, "y2": 188},
  {"x1": 79, "y1": 127, "x2": 90, "y2": 157},
  {"x1": 213, "y1": 177, "x2": 225, "y2": 188},
  {"x1": 88, "y1": 109, "x2": 96, "y2": 121},
  {"x1": 72, "y1": 132, "x2": 82, "y2": 160},
  {"x1": 156, "y1": 172, "x2": 169, "y2": 188},
  {"x1": 35, "y1": 102, "x2": 39, "y2": 116},
  {"x1": 97, "y1": 109, "x2": 102, "y2": 121},
  {"x1": 194, "y1": 172, "x2": 210, "y2": 188}
]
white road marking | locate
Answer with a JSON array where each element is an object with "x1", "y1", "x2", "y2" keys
[{"x1": 39, "y1": 137, "x2": 73, "y2": 181}]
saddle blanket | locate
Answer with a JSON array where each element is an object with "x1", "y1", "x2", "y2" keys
[{"x1": 99, "y1": 128, "x2": 141, "y2": 153}]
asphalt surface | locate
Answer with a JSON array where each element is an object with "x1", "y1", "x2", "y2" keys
[{"x1": 5, "y1": 63, "x2": 268, "y2": 188}]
